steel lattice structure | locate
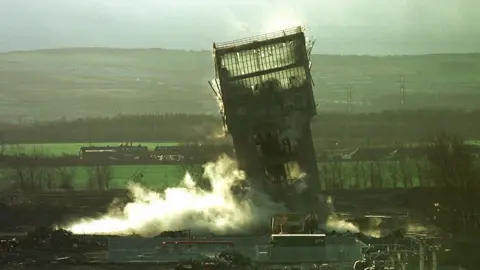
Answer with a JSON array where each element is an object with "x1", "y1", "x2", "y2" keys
[{"x1": 209, "y1": 26, "x2": 320, "y2": 204}]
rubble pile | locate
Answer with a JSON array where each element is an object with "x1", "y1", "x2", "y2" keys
[
  {"x1": 5, "y1": 226, "x2": 104, "y2": 251},
  {"x1": 155, "y1": 230, "x2": 190, "y2": 238},
  {"x1": 173, "y1": 250, "x2": 254, "y2": 270},
  {"x1": 325, "y1": 229, "x2": 405, "y2": 244},
  {"x1": 0, "y1": 227, "x2": 104, "y2": 267}
]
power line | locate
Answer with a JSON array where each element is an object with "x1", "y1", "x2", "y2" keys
[
  {"x1": 347, "y1": 84, "x2": 352, "y2": 114},
  {"x1": 398, "y1": 75, "x2": 407, "y2": 107},
  {"x1": 396, "y1": 75, "x2": 407, "y2": 144}
]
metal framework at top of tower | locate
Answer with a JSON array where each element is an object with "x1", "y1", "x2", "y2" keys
[
  {"x1": 214, "y1": 27, "x2": 304, "y2": 51},
  {"x1": 209, "y1": 26, "x2": 317, "y2": 135},
  {"x1": 208, "y1": 26, "x2": 322, "y2": 200}
]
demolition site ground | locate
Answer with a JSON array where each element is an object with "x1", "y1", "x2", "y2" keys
[{"x1": 0, "y1": 186, "x2": 441, "y2": 269}]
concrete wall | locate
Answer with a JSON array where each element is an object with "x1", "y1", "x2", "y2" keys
[
  {"x1": 107, "y1": 236, "x2": 269, "y2": 263},
  {"x1": 107, "y1": 235, "x2": 364, "y2": 264}
]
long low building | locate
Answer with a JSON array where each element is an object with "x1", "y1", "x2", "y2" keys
[{"x1": 106, "y1": 233, "x2": 367, "y2": 266}]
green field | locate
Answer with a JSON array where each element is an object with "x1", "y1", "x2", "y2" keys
[
  {"x1": 75, "y1": 165, "x2": 185, "y2": 189},
  {"x1": 0, "y1": 164, "x2": 187, "y2": 190},
  {"x1": 318, "y1": 159, "x2": 428, "y2": 190},
  {"x1": 0, "y1": 49, "x2": 479, "y2": 122},
  {"x1": 3, "y1": 142, "x2": 181, "y2": 156},
  {"x1": 2, "y1": 140, "x2": 477, "y2": 191},
  {"x1": 0, "y1": 159, "x2": 430, "y2": 191},
  {"x1": 6, "y1": 140, "x2": 478, "y2": 157},
  {"x1": 467, "y1": 140, "x2": 480, "y2": 146}
]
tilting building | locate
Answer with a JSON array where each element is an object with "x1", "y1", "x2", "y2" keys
[{"x1": 209, "y1": 26, "x2": 320, "y2": 200}]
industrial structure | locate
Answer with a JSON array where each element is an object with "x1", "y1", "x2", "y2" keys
[
  {"x1": 208, "y1": 26, "x2": 320, "y2": 203},
  {"x1": 106, "y1": 230, "x2": 443, "y2": 269},
  {"x1": 79, "y1": 143, "x2": 149, "y2": 160}
]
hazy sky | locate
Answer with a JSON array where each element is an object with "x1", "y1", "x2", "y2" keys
[{"x1": 0, "y1": 0, "x2": 478, "y2": 55}]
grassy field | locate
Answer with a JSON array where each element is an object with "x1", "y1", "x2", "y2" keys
[
  {"x1": 467, "y1": 140, "x2": 480, "y2": 146},
  {"x1": 318, "y1": 159, "x2": 428, "y2": 189},
  {"x1": 0, "y1": 159, "x2": 429, "y2": 191},
  {"x1": 75, "y1": 164, "x2": 185, "y2": 189},
  {"x1": 3, "y1": 142, "x2": 181, "y2": 156},
  {"x1": 0, "y1": 49, "x2": 479, "y2": 122},
  {"x1": 0, "y1": 164, "x2": 186, "y2": 190},
  {"x1": 6, "y1": 140, "x2": 479, "y2": 157},
  {"x1": 1, "y1": 140, "x2": 477, "y2": 191}
]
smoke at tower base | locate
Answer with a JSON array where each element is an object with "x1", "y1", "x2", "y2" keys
[{"x1": 62, "y1": 155, "x2": 360, "y2": 236}]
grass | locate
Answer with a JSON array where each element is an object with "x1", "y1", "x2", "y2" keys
[
  {"x1": 68, "y1": 159, "x2": 427, "y2": 190},
  {"x1": 3, "y1": 142, "x2": 181, "y2": 156},
  {"x1": 317, "y1": 160, "x2": 427, "y2": 189},
  {"x1": 0, "y1": 160, "x2": 430, "y2": 191},
  {"x1": 1, "y1": 139, "x2": 476, "y2": 190},
  {"x1": 75, "y1": 165, "x2": 186, "y2": 189},
  {"x1": 0, "y1": 49, "x2": 479, "y2": 122},
  {"x1": 0, "y1": 164, "x2": 188, "y2": 191},
  {"x1": 466, "y1": 140, "x2": 480, "y2": 146}
]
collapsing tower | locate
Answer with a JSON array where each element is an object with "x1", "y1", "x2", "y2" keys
[{"x1": 209, "y1": 26, "x2": 320, "y2": 199}]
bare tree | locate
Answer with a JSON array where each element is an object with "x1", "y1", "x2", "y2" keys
[
  {"x1": 398, "y1": 159, "x2": 412, "y2": 188},
  {"x1": 345, "y1": 163, "x2": 354, "y2": 189},
  {"x1": 359, "y1": 161, "x2": 368, "y2": 189},
  {"x1": 426, "y1": 132, "x2": 480, "y2": 233},
  {"x1": 320, "y1": 163, "x2": 329, "y2": 190},
  {"x1": 36, "y1": 167, "x2": 56, "y2": 190},
  {"x1": 326, "y1": 159, "x2": 346, "y2": 189},
  {"x1": 415, "y1": 160, "x2": 426, "y2": 187},
  {"x1": 387, "y1": 160, "x2": 399, "y2": 188},
  {"x1": 336, "y1": 161, "x2": 344, "y2": 189},
  {"x1": 373, "y1": 161, "x2": 383, "y2": 189},
  {"x1": 85, "y1": 166, "x2": 96, "y2": 190},
  {"x1": 369, "y1": 162, "x2": 375, "y2": 188},
  {"x1": 103, "y1": 165, "x2": 113, "y2": 189},
  {"x1": 56, "y1": 167, "x2": 77, "y2": 190},
  {"x1": 326, "y1": 159, "x2": 336, "y2": 189},
  {"x1": 327, "y1": 159, "x2": 344, "y2": 189},
  {"x1": 352, "y1": 161, "x2": 360, "y2": 189},
  {"x1": 10, "y1": 164, "x2": 28, "y2": 192},
  {"x1": 85, "y1": 165, "x2": 113, "y2": 190},
  {"x1": 8, "y1": 145, "x2": 49, "y2": 192}
]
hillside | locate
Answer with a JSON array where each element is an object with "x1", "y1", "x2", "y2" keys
[{"x1": 0, "y1": 48, "x2": 479, "y2": 122}]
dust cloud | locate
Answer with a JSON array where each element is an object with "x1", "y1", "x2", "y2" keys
[
  {"x1": 63, "y1": 155, "x2": 367, "y2": 236},
  {"x1": 63, "y1": 155, "x2": 287, "y2": 236}
]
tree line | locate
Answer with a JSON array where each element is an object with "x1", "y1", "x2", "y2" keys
[
  {"x1": 3, "y1": 132, "x2": 479, "y2": 236},
  {"x1": 1, "y1": 131, "x2": 478, "y2": 267},
  {"x1": 1, "y1": 109, "x2": 479, "y2": 145}
]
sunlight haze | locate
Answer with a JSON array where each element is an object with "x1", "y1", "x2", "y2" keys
[{"x1": 0, "y1": 0, "x2": 478, "y2": 54}]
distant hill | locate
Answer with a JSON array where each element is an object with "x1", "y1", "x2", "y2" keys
[{"x1": 0, "y1": 48, "x2": 479, "y2": 122}]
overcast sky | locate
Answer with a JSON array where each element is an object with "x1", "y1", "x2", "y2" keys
[{"x1": 0, "y1": 0, "x2": 478, "y2": 55}]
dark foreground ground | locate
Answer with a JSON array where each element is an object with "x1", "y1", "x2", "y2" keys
[
  {"x1": 0, "y1": 187, "x2": 437, "y2": 235},
  {"x1": 3, "y1": 266, "x2": 187, "y2": 270},
  {"x1": 0, "y1": 187, "x2": 469, "y2": 269}
]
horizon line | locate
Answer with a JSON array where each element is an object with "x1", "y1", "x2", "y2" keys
[{"x1": 1, "y1": 46, "x2": 479, "y2": 57}]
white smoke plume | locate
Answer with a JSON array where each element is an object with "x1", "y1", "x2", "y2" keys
[
  {"x1": 62, "y1": 155, "x2": 419, "y2": 238},
  {"x1": 63, "y1": 155, "x2": 287, "y2": 236},
  {"x1": 326, "y1": 216, "x2": 360, "y2": 233},
  {"x1": 322, "y1": 195, "x2": 360, "y2": 233}
]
